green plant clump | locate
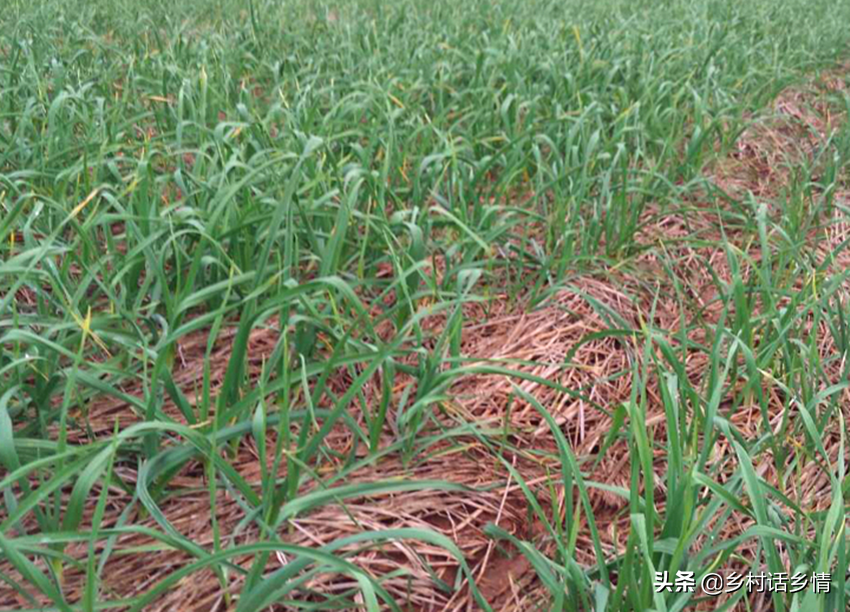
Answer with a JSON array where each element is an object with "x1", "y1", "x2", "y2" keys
[{"x1": 2, "y1": 0, "x2": 850, "y2": 609}]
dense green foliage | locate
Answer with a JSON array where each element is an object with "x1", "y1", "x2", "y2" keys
[{"x1": 2, "y1": 0, "x2": 850, "y2": 609}]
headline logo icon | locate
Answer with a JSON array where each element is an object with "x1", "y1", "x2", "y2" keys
[{"x1": 653, "y1": 571, "x2": 832, "y2": 596}]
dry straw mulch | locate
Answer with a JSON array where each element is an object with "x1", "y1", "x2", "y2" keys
[{"x1": 2, "y1": 67, "x2": 850, "y2": 612}]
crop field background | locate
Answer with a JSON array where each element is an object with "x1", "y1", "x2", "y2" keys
[{"x1": 2, "y1": 0, "x2": 850, "y2": 610}]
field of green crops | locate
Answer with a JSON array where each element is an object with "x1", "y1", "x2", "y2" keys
[{"x1": 3, "y1": 0, "x2": 850, "y2": 609}]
